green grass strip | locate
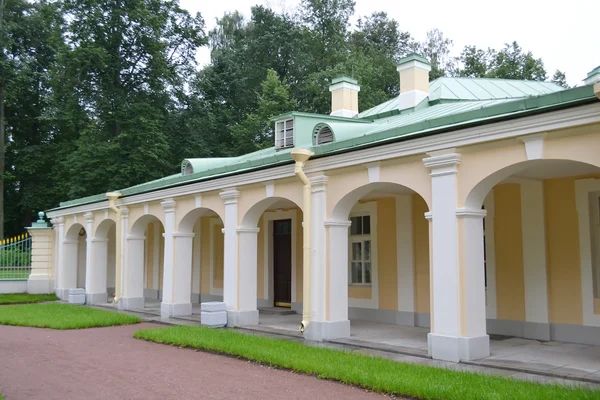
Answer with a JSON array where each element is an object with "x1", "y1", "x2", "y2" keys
[
  {"x1": 0, "y1": 293, "x2": 59, "y2": 305},
  {"x1": 0, "y1": 303, "x2": 141, "y2": 329},
  {"x1": 134, "y1": 326, "x2": 599, "y2": 400}
]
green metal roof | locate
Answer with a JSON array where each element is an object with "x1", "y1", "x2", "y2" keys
[
  {"x1": 587, "y1": 66, "x2": 600, "y2": 78},
  {"x1": 331, "y1": 76, "x2": 358, "y2": 85},
  {"x1": 50, "y1": 83, "x2": 598, "y2": 212},
  {"x1": 398, "y1": 53, "x2": 430, "y2": 66},
  {"x1": 358, "y1": 77, "x2": 564, "y2": 119}
]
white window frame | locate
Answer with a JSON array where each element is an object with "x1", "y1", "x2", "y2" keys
[
  {"x1": 575, "y1": 178, "x2": 600, "y2": 326},
  {"x1": 349, "y1": 216, "x2": 372, "y2": 286},
  {"x1": 275, "y1": 118, "x2": 294, "y2": 149},
  {"x1": 348, "y1": 201, "x2": 378, "y2": 309}
]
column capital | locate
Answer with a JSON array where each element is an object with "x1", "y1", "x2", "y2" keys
[
  {"x1": 324, "y1": 220, "x2": 352, "y2": 227},
  {"x1": 310, "y1": 174, "x2": 328, "y2": 193},
  {"x1": 161, "y1": 198, "x2": 176, "y2": 212},
  {"x1": 424, "y1": 212, "x2": 433, "y2": 221},
  {"x1": 91, "y1": 237, "x2": 109, "y2": 243},
  {"x1": 236, "y1": 227, "x2": 260, "y2": 234},
  {"x1": 172, "y1": 232, "x2": 195, "y2": 238},
  {"x1": 51, "y1": 216, "x2": 64, "y2": 226},
  {"x1": 83, "y1": 212, "x2": 94, "y2": 223},
  {"x1": 423, "y1": 152, "x2": 461, "y2": 177},
  {"x1": 456, "y1": 208, "x2": 487, "y2": 219},
  {"x1": 120, "y1": 207, "x2": 130, "y2": 217},
  {"x1": 126, "y1": 234, "x2": 146, "y2": 241},
  {"x1": 220, "y1": 189, "x2": 240, "y2": 204}
]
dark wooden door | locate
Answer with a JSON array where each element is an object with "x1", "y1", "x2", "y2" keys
[{"x1": 273, "y1": 219, "x2": 292, "y2": 307}]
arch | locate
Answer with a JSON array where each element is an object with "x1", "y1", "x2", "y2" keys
[
  {"x1": 331, "y1": 182, "x2": 427, "y2": 221},
  {"x1": 178, "y1": 207, "x2": 223, "y2": 234},
  {"x1": 95, "y1": 218, "x2": 116, "y2": 239},
  {"x1": 66, "y1": 223, "x2": 86, "y2": 241},
  {"x1": 130, "y1": 214, "x2": 163, "y2": 237},
  {"x1": 464, "y1": 159, "x2": 600, "y2": 209},
  {"x1": 240, "y1": 196, "x2": 302, "y2": 228}
]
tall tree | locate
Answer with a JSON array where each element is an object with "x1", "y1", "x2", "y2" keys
[
  {"x1": 53, "y1": 0, "x2": 206, "y2": 199},
  {"x1": 413, "y1": 29, "x2": 454, "y2": 80},
  {"x1": 551, "y1": 70, "x2": 569, "y2": 88}
]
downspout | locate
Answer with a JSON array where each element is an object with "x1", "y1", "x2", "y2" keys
[
  {"x1": 106, "y1": 192, "x2": 122, "y2": 304},
  {"x1": 290, "y1": 148, "x2": 314, "y2": 333}
]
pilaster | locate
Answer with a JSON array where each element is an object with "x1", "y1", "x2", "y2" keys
[
  {"x1": 26, "y1": 212, "x2": 56, "y2": 294},
  {"x1": 423, "y1": 151, "x2": 489, "y2": 362}
]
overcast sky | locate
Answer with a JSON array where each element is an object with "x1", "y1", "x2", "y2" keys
[{"x1": 180, "y1": 0, "x2": 598, "y2": 87}]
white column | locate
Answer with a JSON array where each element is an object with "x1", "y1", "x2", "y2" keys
[
  {"x1": 53, "y1": 217, "x2": 66, "y2": 298},
  {"x1": 520, "y1": 180, "x2": 550, "y2": 340},
  {"x1": 424, "y1": 152, "x2": 489, "y2": 362},
  {"x1": 152, "y1": 223, "x2": 160, "y2": 291},
  {"x1": 191, "y1": 227, "x2": 201, "y2": 302},
  {"x1": 396, "y1": 194, "x2": 416, "y2": 325},
  {"x1": 62, "y1": 237, "x2": 78, "y2": 293},
  {"x1": 306, "y1": 175, "x2": 351, "y2": 341},
  {"x1": 122, "y1": 235, "x2": 145, "y2": 310},
  {"x1": 237, "y1": 228, "x2": 259, "y2": 319},
  {"x1": 221, "y1": 189, "x2": 258, "y2": 326},
  {"x1": 83, "y1": 213, "x2": 95, "y2": 303},
  {"x1": 87, "y1": 238, "x2": 108, "y2": 304}
]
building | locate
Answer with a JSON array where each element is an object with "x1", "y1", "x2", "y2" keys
[{"x1": 27, "y1": 54, "x2": 600, "y2": 363}]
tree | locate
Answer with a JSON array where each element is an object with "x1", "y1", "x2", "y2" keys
[
  {"x1": 53, "y1": 0, "x2": 206, "y2": 199},
  {"x1": 455, "y1": 42, "x2": 548, "y2": 81},
  {"x1": 551, "y1": 70, "x2": 569, "y2": 88},
  {"x1": 231, "y1": 69, "x2": 297, "y2": 154},
  {"x1": 413, "y1": 29, "x2": 454, "y2": 80}
]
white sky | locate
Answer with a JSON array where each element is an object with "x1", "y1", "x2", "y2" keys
[{"x1": 180, "y1": 0, "x2": 598, "y2": 87}]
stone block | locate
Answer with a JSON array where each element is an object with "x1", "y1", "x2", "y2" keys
[
  {"x1": 201, "y1": 301, "x2": 226, "y2": 312},
  {"x1": 68, "y1": 288, "x2": 86, "y2": 305},
  {"x1": 201, "y1": 310, "x2": 227, "y2": 327}
]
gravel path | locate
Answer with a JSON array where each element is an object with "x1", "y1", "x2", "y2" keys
[{"x1": 0, "y1": 323, "x2": 386, "y2": 400}]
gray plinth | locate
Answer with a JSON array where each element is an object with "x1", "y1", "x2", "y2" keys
[{"x1": 68, "y1": 288, "x2": 86, "y2": 305}]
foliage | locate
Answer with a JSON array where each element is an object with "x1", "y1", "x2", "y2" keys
[
  {"x1": 0, "y1": 293, "x2": 58, "y2": 304},
  {"x1": 0, "y1": 303, "x2": 141, "y2": 328},
  {"x1": 135, "y1": 326, "x2": 599, "y2": 400},
  {"x1": 0, "y1": 248, "x2": 30, "y2": 266},
  {"x1": 1, "y1": 0, "x2": 568, "y2": 236}
]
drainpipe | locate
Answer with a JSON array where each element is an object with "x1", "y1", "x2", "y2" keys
[
  {"x1": 106, "y1": 192, "x2": 122, "y2": 304},
  {"x1": 290, "y1": 148, "x2": 314, "y2": 333}
]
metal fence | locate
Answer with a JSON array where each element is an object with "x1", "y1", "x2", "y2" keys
[{"x1": 0, "y1": 233, "x2": 32, "y2": 280}]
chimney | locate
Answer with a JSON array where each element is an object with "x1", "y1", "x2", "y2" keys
[
  {"x1": 584, "y1": 66, "x2": 600, "y2": 86},
  {"x1": 396, "y1": 53, "x2": 431, "y2": 110},
  {"x1": 329, "y1": 76, "x2": 360, "y2": 118}
]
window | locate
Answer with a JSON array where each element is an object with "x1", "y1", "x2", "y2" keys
[
  {"x1": 349, "y1": 215, "x2": 371, "y2": 285},
  {"x1": 275, "y1": 119, "x2": 294, "y2": 149},
  {"x1": 592, "y1": 192, "x2": 600, "y2": 297}
]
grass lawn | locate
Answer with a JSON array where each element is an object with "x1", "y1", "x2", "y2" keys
[
  {"x1": 0, "y1": 303, "x2": 141, "y2": 329},
  {"x1": 135, "y1": 326, "x2": 599, "y2": 400},
  {"x1": 0, "y1": 293, "x2": 59, "y2": 305}
]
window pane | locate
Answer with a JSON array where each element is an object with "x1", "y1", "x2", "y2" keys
[
  {"x1": 350, "y1": 216, "x2": 362, "y2": 235},
  {"x1": 364, "y1": 262, "x2": 371, "y2": 284},
  {"x1": 362, "y1": 215, "x2": 371, "y2": 234},
  {"x1": 352, "y1": 242, "x2": 362, "y2": 261},
  {"x1": 351, "y1": 262, "x2": 361, "y2": 283},
  {"x1": 364, "y1": 240, "x2": 371, "y2": 261}
]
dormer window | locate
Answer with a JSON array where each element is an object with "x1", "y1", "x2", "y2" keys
[
  {"x1": 313, "y1": 124, "x2": 334, "y2": 145},
  {"x1": 275, "y1": 118, "x2": 294, "y2": 149}
]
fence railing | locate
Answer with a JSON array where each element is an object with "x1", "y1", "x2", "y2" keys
[{"x1": 0, "y1": 233, "x2": 32, "y2": 280}]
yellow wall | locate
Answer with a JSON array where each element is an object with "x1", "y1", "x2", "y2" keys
[
  {"x1": 296, "y1": 208, "x2": 303, "y2": 302},
  {"x1": 378, "y1": 198, "x2": 398, "y2": 310},
  {"x1": 200, "y1": 217, "x2": 211, "y2": 294},
  {"x1": 257, "y1": 216, "x2": 265, "y2": 299},
  {"x1": 493, "y1": 184, "x2": 526, "y2": 321},
  {"x1": 545, "y1": 177, "x2": 583, "y2": 325},
  {"x1": 144, "y1": 222, "x2": 164, "y2": 290},
  {"x1": 213, "y1": 221, "x2": 224, "y2": 289},
  {"x1": 413, "y1": 195, "x2": 430, "y2": 314}
]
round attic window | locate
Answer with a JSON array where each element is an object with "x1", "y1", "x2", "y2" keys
[{"x1": 313, "y1": 124, "x2": 334, "y2": 145}]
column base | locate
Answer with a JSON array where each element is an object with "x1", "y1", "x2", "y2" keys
[
  {"x1": 227, "y1": 310, "x2": 259, "y2": 327},
  {"x1": 27, "y1": 278, "x2": 54, "y2": 294},
  {"x1": 304, "y1": 320, "x2": 350, "y2": 341},
  {"x1": 428, "y1": 333, "x2": 490, "y2": 362},
  {"x1": 55, "y1": 288, "x2": 71, "y2": 300},
  {"x1": 161, "y1": 302, "x2": 192, "y2": 318},
  {"x1": 86, "y1": 292, "x2": 108, "y2": 305},
  {"x1": 119, "y1": 297, "x2": 145, "y2": 310}
]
